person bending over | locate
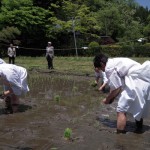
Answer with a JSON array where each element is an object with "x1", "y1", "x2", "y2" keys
[{"x1": 93, "y1": 53, "x2": 150, "y2": 134}]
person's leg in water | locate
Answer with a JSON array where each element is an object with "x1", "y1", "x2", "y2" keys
[
  {"x1": 134, "y1": 118, "x2": 143, "y2": 133},
  {"x1": 117, "y1": 112, "x2": 127, "y2": 134},
  {"x1": 11, "y1": 94, "x2": 20, "y2": 113},
  {"x1": 4, "y1": 96, "x2": 13, "y2": 114}
]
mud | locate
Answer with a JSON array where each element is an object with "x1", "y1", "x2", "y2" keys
[{"x1": 0, "y1": 70, "x2": 150, "y2": 150}]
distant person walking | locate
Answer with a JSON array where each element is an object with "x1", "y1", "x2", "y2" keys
[
  {"x1": 8, "y1": 43, "x2": 16, "y2": 64},
  {"x1": 46, "y1": 42, "x2": 54, "y2": 69}
]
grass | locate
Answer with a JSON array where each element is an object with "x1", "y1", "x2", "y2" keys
[
  {"x1": 3, "y1": 56, "x2": 94, "y2": 74},
  {"x1": 2, "y1": 56, "x2": 150, "y2": 74}
]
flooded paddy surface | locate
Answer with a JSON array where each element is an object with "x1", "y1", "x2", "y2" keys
[{"x1": 0, "y1": 70, "x2": 150, "y2": 150}]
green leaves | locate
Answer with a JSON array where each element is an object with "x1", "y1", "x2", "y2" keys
[{"x1": 0, "y1": 26, "x2": 21, "y2": 44}]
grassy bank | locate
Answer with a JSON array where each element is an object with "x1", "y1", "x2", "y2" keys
[{"x1": 2, "y1": 56, "x2": 150, "y2": 74}]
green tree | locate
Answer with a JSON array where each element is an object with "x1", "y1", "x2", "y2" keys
[
  {"x1": 0, "y1": 0, "x2": 50, "y2": 47},
  {"x1": 144, "y1": 15, "x2": 150, "y2": 40},
  {"x1": 46, "y1": 0, "x2": 100, "y2": 47},
  {"x1": 0, "y1": 26, "x2": 21, "y2": 44}
]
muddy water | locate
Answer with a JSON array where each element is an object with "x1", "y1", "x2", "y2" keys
[{"x1": 0, "y1": 71, "x2": 150, "y2": 150}]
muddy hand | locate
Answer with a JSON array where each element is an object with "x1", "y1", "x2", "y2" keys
[
  {"x1": 102, "y1": 98, "x2": 108, "y2": 104},
  {"x1": 102, "y1": 98, "x2": 113, "y2": 104}
]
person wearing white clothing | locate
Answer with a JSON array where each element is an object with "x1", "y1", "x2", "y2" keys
[
  {"x1": 0, "y1": 64, "x2": 29, "y2": 113},
  {"x1": 94, "y1": 67, "x2": 109, "y2": 92},
  {"x1": 93, "y1": 53, "x2": 150, "y2": 134},
  {"x1": 0, "y1": 58, "x2": 6, "y2": 64},
  {"x1": 8, "y1": 43, "x2": 16, "y2": 64},
  {"x1": 46, "y1": 42, "x2": 54, "y2": 69}
]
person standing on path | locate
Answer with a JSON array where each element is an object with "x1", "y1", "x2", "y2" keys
[
  {"x1": 46, "y1": 42, "x2": 54, "y2": 69},
  {"x1": 8, "y1": 43, "x2": 16, "y2": 64}
]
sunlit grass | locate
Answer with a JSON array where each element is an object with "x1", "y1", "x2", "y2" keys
[{"x1": 2, "y1": 56, "x2": 150, "y2": 74}]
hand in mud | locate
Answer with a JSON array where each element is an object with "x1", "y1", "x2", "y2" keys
[
  {"x1": 102, "y1": 98, "x2": 108, "y2": 104},
  {"x1": 102, "y1": 98, "x2": 114, "y2": 104},
  {"x1": 91, "y1": 82, "x2": 97, "y2": 87},
  {"x1": 108, "y1": 98, "x2": 114, "y2": 104}
]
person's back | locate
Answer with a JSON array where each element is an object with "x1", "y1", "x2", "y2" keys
[
  {"x1": 0, "y1": 58, "x2": 6, "y2": 64},
  {"x1": 0, "y1": 64, "x2": 29, "y2": 95},
  {"x1": 106, "y1": 58, "x2": 140, "y2": 78}
]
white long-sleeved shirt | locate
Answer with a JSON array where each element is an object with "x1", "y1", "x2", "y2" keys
[
  {"x1": 8, "y1": 47, "x2": 16, "y2": 57},
  {"x1": 46, "y1": 46, "x2": 54, "y2": 58},
  {"x1": 95, "y1": 70, "x2": 108, "y2": 84},
  {"x1": 0, "y1": 64, "x2": 29, "y2": 95}
]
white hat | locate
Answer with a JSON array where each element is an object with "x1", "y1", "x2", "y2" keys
[{"x1": 48, "y1": 42, "x2": 51, "y2": 44}]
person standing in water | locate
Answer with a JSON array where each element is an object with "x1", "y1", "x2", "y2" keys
[
  {"x1": 93, "y1": 53, "x2": 150, "y2": 134},
  {"x1": 0, "y1": 63, "x2": 29, "y2": 113}
]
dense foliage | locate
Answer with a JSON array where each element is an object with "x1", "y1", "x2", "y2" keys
[{"x1": 0, "y1": 0, "x2": 150, "y2": 56}]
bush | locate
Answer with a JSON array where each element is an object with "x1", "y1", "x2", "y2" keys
[
  {"x1": 87, "y1": 41, "x2": 101, "y2": 56},
  {"x1": 101, "y1": 45, "x2": 122, "y2": 57},
  {"x1": 121, "y1": 45, "x2": 135, "y2": 57}
]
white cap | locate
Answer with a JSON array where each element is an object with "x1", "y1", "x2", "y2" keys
[{"x1": 48, "y1": 42, "x2": 51, "y2": 44}]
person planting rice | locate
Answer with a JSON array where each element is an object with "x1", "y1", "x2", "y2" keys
[
  {"x1": 93, "y1": 53, "x2": 150, "y2": 134},
  {"x1": 0, "y1": 63, "x2": 29, "y2": 113},
  {"x1": 94, "y1": 67, "x2": 109, "y2": 92}
]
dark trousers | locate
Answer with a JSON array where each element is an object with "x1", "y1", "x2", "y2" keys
[
  {"x1": 46, "y1": 55, "x2": 53, "y2": 69},
  {"x1": 9, "y1": 56, "x2": 15, "y2": 64}
]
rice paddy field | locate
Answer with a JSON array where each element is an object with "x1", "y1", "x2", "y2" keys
[{"x1": 0, "y1": 56, "x2": 150, "y2": 150}]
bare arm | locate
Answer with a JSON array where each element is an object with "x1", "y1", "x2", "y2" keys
[
  {"x1": 99, "y1": 82, "x2": 107, "y2": 91},
  {"x1": 103, "y1": 87, "x2": 122, "y2": 104}
]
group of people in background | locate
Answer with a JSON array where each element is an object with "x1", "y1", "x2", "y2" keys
[{"x1": 7, "y1": 42, "x2": 55, "y2": 69}]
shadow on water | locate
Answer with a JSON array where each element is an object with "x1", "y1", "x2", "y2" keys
[
  {"x1": 0, "y1": 104, "x2": 32, "y2": 115},
  {"x1": 0, "y1": 144, "x2": 33, "y2": 150},
  {"x1": 97, "y1": 115, "x2": 150, "y2": 133},
  {"x1": 18, "y1": 104, "x2": 32, "y2": 113},
  {"x1": 97, "y1": 116, "x2": 117, "y2": 128}
]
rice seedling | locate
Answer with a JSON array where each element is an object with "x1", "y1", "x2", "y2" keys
[
  {"x1": 54, "y1": 94, "x2": 60, "y2": 102},
  {"x1": 90, "y1": 81, "x2": 97, "y2": 87},
  {"x1": 64, "y1": 128, "x2": 72, "y2": 140}
]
